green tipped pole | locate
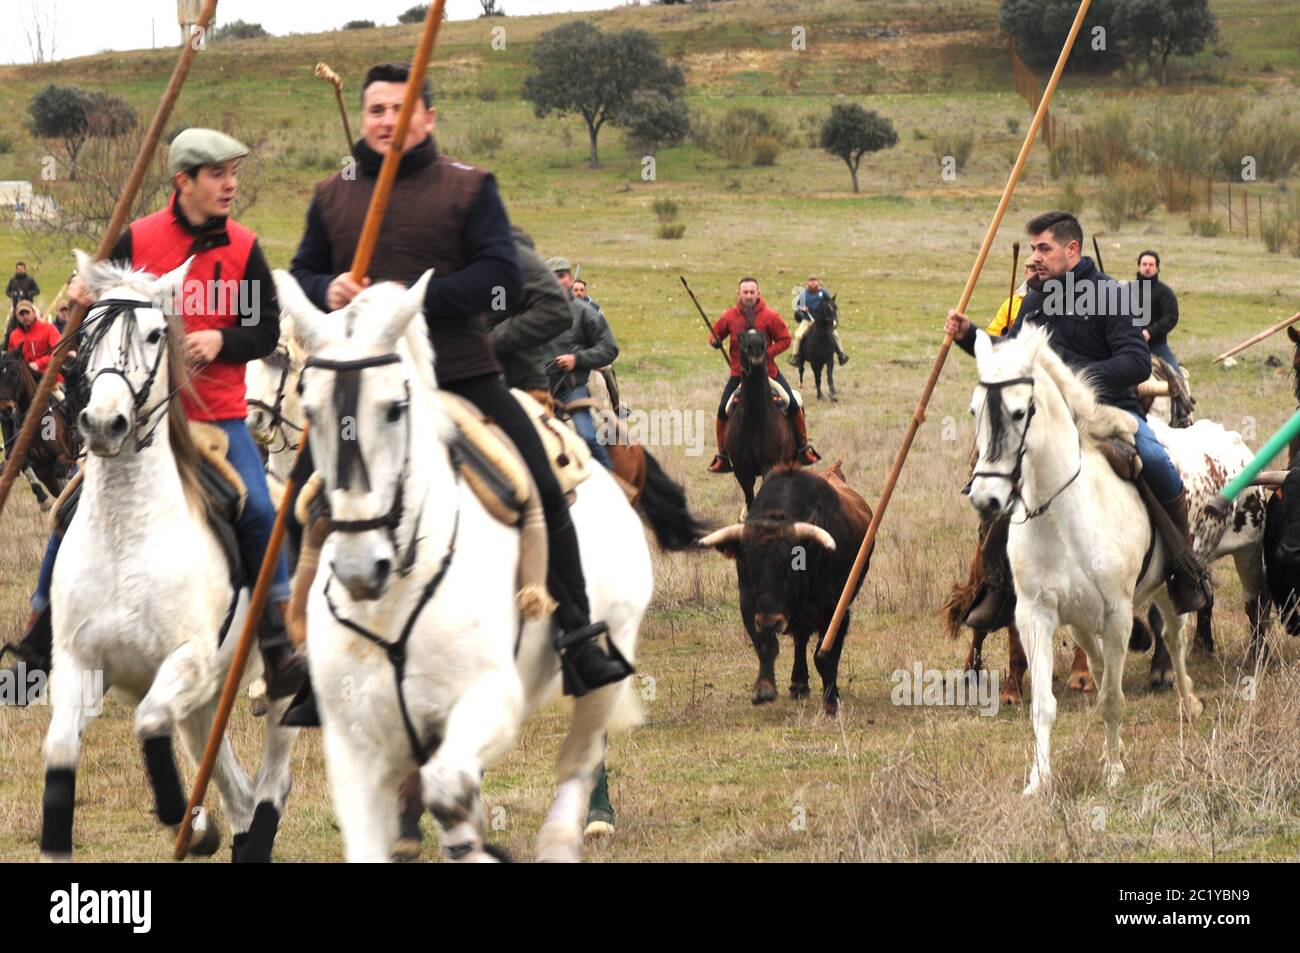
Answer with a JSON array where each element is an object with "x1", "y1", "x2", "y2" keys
[{"x1": 1207, "y1": 406, "x2": 1300, "y2": 520}]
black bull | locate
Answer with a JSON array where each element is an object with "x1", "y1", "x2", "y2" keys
[{"x1": 702, "y1": 466, "x2": 872, "y2": 716}]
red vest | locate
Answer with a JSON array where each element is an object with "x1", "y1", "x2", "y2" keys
[
  {"x1": 7, "y1": 320, "x2": 63, "y2": 382},
  {"x1": 129, "y1": 204, "x2": 256, "y2": 422}
]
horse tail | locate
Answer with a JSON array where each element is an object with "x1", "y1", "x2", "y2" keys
[
  {"x1": 940, "y1": 538, "x2": 985, "y2": 640},
  {"x1": 636, "y1": 449, "x2": 712, "y2": 550}
]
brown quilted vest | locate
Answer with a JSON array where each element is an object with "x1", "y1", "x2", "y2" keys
[{"x1": 314, "y1": 144, "x2": 502, "y2": 383}]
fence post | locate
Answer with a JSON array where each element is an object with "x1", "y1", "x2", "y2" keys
[
  {"x1": 1228, "y1": 179, "x2": 1232, "y2": 231},
  {"x1": 1206, "y1": 175, "x2": 1211, "y2": 212},
  {"x1": 1244, "y1": 187, "x2": 1249, "y2": 239}
]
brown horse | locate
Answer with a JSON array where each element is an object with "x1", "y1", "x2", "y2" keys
[
  {"x1": 797, "y1": 295, "x2": 840, "y2": 403},
  {"x1": 0, "y1": 349, "x2": 78, "y2": 500},
  {"x1": 725, "y1": 329, "x2": 798, "y2": 510}
]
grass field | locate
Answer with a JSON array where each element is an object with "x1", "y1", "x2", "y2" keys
[{"x1": 2, "y1": 0, "x2": 1300, "y2": 861}]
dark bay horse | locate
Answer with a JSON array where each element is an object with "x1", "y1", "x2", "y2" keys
[
  {"x1": 724, "y1": 329, "x2": 798, "y2": 510},
  {"x1": 0, "y1": 350, "x2": 78, "y2": 500},
  {"x1": 798, "y1": 294, "x2": 840, "y2": 402}
]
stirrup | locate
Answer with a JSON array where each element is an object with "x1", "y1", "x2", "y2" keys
[
  {"x1": 799, "y1": 444, "x2": 822, "y2": 464},
  {"x1": 280, "y1": 675, "x2": 320, "y2": 728},
  {"x1": 555, "y1": 622, "x2": 634, "y2": 698},
  {"x1": 708, "y1": 453, "x2": 732, "y2": 474}
]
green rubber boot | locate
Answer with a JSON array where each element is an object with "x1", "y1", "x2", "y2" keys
[{"x1": 584, "y1": 763, "x2": 616, "y2": 838}]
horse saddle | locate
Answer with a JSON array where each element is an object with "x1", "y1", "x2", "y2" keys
[
  {"x1": 724, "y1": 378, "x2": 803, "y2": 417},
  {"x1": 1086, "y1": 405, "x2": 1143, "y2": 482},
  {"x1": 50, "y1": 421, "x2": 247, "y2": 582}
]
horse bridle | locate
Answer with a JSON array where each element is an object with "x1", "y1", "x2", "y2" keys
[
  {"x1": 80, "y1": 298, "x2": 183, "y2": 451},
  {"x1": 969, "y1": 375, "x2": 1082, "y2": 522},
  {"x1": 302, "y1": 352, "x2": 427, "y2": 577},
  {"x1": 247, "y1": 347, "x2": 303, "y2": 455}
]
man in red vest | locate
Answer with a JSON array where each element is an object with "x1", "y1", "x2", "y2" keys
[
  {"x1": 3, "y1": 129, "x2": 307, "y2": 699},
  {"x1": 7, "y1": 300, "x2": 60, "y2": 374},
  {"x1": 708, "y1": 276, "x2": 820, "y2": 472}
]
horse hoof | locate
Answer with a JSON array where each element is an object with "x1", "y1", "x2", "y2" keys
[
  {"x1": 1000, "y1": 687, "x2": 1024, "y2": 705},
  {"x1": 822, "y1": 699, "x2": 839, "y2": 718},
  {"x1": 1103, "y1": 762, "x2": 1126, "y2": 789},
  {"x1": 751, "y1": 681, "x2": 777, "y2": 705},
  {"x1": 789, "y1": 682, "x2": 810, "y2": 700},
  {"x1": 1066, "y1": 672, "x2": 1094, "y2": 693},
  {"x1": 1148, "y1": 670, "x2": 1174, "y2": 692},
  {"x1": 1182, "y1": 694, "x2": 1204, "y2": 720}
]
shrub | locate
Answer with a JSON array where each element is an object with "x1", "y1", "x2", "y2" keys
[
  {"x1": 707, "y1": 107, "x2": 787, "y2": 167},
  {"x1": 343, "y1": 20, "x2": 375, "y2": 30},
  {"x1": 398, "y1": 4, "x2": 430, "y2": 23},
  {"x1": 1055, "y1": 177, "x2": 1086, "y2": 215},
  {"x1": 467, "y1": 124, "x2": 504, "y2": 157},
  {"x1": 931, "y1": 129, "x2": 973, "y2": 172},
  {"x1": 212, "y1": 20, "x2": 268, "y2": 42},
  {"x1": 651, "y1": 197, "x2": 680, "y2": 222},
  {"x1": 1189, "y1": 214, "x2": 1222, "y2": 237},
  {"x1": 476, "y1": 86, "x2": 498, "y2": 102},
  {"x1": 752, "y1": 135, "x2": 781, "y2": 166},
  {"x1": 656, "y1": 221, "x2": 686, "y2": 239},
  {"x1": 1005, "y1": 116, "x2": 1021, "y2": 135}
]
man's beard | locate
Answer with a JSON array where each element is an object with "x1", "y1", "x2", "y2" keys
[{"x1": 1026, "y1": 272, "x2": 1046, "y2": 293}]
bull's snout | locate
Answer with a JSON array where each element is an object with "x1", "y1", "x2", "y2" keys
[
  {"x1": 754, "y1": 612, "x2": 788, "y2": 638},
  {"x1": 1277, "y1": 541, "x2": 1300, "y2": 564}
]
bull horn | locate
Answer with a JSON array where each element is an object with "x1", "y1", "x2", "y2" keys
[
  {"x1": 1136, "y1": 379, "x2": 1170, "y2": 397},
  {"x1": 789, "y1": 522, "x2": 836, "y2": 551},
  {"x1": 1250, "y1": 470, "x2": 1289, "y2": 487},
  {"x1": 699, "y1": 524, "x2": 745, "y2": 548}
]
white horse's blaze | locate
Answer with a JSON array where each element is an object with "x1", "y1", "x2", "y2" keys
[
  {"x1": 969, "y1": 326, "x2": 1229, "y2": 797},
  {"x1": 42, "y1": 254, "x2": 298, "y2": 861},
  {"x1": 274, "y1": 268, "x2": 651, "y2": 863}
]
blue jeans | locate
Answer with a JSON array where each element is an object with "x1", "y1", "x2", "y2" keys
[
  {"x1": 1129, "y1": 412, "x2": 1183, "y2": 503},
  {"x1": 717, "y1": 371, "x2": 798, "y2": 420},
  {"x1": 32, "y1": 419, "x2": 291, "y2": 612},
  {"x1": 1149, "y1": 339, "x2": 1181, "y2": 372},
  {"x1": 563, "y1": 385, "x2": 614, "y2": 471}
]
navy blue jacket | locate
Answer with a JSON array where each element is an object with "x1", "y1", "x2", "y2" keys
[{"x1": 956, "y1": 256, "x2": 1151, "y2": 416}]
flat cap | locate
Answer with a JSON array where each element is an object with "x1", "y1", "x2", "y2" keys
[
  {"x1": 168, "y1": 128, "x2": 249, "y2": 175},
  {"x1": 544, "y1": 256, "x2": 572, "y2": 274},
  {"x1": 15, "y1": 299, "x2": 35, "y2": 314}
]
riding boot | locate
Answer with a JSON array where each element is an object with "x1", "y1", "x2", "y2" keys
[
  {"x1": 708, "y1": 418, "x2": 732, "y2": 473},
  {"x1": 1, "y1": 606, "x2": 53, "y2": 696},
  {"x1": 1137, "y1": 481, "x2": 1212, "y2": 613},
  {"x1": 258, "y1": 599, "x2": 309, "y2": 700},
  {"x1": 547, "y1": 509, "x2": 634, "y2": 697},
  {"x1": 790, "y1": 406, "x2": 821, "y2": 465},
  {"x1": 584, "y1": 761, "x2": 616, "y2": 837},
  {"x1": 962, "y1": 514, "x2": 1017, "y2": 631},
  {"x1": 837, "y1": 348, "x2": 849, "y2": 366}
]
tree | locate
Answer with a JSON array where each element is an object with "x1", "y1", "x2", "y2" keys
[
  {"x1": 523, "y1": 21, "x2": 685, "y2": 167},
  {"x1": 398, "y1": 4, "x2": 429, "y2": 23},
  {"x1": 620, "y1": 89, "x2": 690, "y2": 156},
  {"x1": 479, "y1": 0, "x2": 506, "y2": 15},
  {"x1": 1113, "y1": 0, "x2": 1217, "y2": 85},
  {"x1": 27, "y1": 86, "x2": 131, "y2": 181},
  {"x1": 343, "y1": 20, "x2": 376, "y2": 30},
  {"x1": 212, "y1": 20, "x2": 269, "y2": 42},
  {"x1": 819, "y1": 103, "x2": 897, "y2": 193},
  {"x1": 999, "y1": 0, "x2": 1122, "y2": 72},
  {"x1": 19, "y1": 0, "x2": 58, "y2": 64}
]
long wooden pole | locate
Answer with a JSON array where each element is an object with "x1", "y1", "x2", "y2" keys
[
  {"x1": 1006, "y1": 241, "x2": 1020, "y2": 332},
  {"x1": 1213, "y1": 310, "x2": 1300, "y2": 364},
  {"x1": 680, "y1": 276, "x2": 731, "y2": 367},
  {"x1": 818, "y1": 0, "x2": 1095, "y2": 658},
  {"x1": 315, "y1": 62, "x2": 354, "y2": 156},
  {"x1": 0, "y1": 0, "x2": 221, "y2": 519},
  {"x1": 174, "y1": 0, "x2": 449, "y2": 860}
]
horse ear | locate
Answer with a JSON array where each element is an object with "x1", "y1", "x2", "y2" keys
[
  {"x1": 150, "y1": 256, "x2": 193, "y2": 310},
  {"x1": 73, "y1": 248, "x2": 132, "y2": 299},
  {"x1": 973, "y1": 328, "x2": 993, "y2": 368},
  {"x1": 272, "y1": 269, "x2": 329, "y2": 354},
  {"x1": 1288, "y1": 325, "x2": 1300, "y2": 345},
  {"x1": 383, "y1": 270, "x2": 434, "y2": 345}
]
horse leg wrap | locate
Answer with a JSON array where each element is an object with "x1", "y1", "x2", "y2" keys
[
  {"x1": 142, "y1": 735, "x2": 186, "y2": 826},
  {"x1": 232, "y1": 801, "x2": 281, "y2": 863},
  {"x1": 40, "y1": 767, "x2": 76, "y2": 856}
]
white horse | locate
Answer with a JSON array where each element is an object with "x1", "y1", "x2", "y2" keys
[
  {"x1": 40, "y1": 252, "x2": 298, "y2": 862},
  {"x1": 273, "y1": 269, "x2": 651, "y2": 862},
  {"x1": 966, "y1": 325, "x2": 1205, "y2": 796},
  {"x1": 245, "y1": 311, "x2": 305, "y2": 486}
]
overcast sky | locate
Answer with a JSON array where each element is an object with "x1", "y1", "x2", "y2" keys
[{"x1": 1, "y1": 0, "x2": 628, "y2": 65}]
